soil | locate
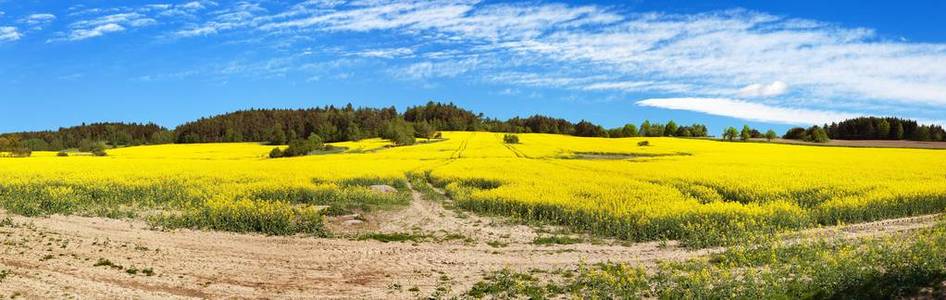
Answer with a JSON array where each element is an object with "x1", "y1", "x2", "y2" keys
[{"x1": 0, "y1": 184, "x2": 940, "y2": 299}]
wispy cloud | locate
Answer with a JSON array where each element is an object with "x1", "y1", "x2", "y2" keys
[
  {"x1": 738, "y1": 81, "x2": 788, "y2": 97},
  {"x1": 69, "y1": 23, "x2": 125, "y2": 40},
  {"x1": 174, "y1": 2, "x2": 263, "y2": 37},
  {"x1": 637, "y1": 97, "x2": 857, "y2": 125},
  {"x1": 0, "y1": 26, "x2": 21, "y2": 42},
  {"x1": 8, "y1": 1, "x2": 946, "y2": 124},
  {"x1": 21, "y1": 13, "x2": 57, "y2": 30},
  {"x1": 352, "y1": 47, "x2": 414, "y2": 58},
  {"x1": 63, "y1": 12, "x2": 156, "y2": 41},
  {"x1": 233, "y1": 2, "x2": 946, "y2": 110}
]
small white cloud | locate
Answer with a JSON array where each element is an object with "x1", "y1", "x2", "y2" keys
[
  {"x1": 637, "y1": 97, "x2": 855, "y2": 125},
  {"x1": 0, "y1": 26, "x2": 21, "y2": 42},
  {"x1": 352, "y1": 47, "x2": 414, "y2": 58},
  {"x1": 176, "y1": 25, "x2": 218, "y2": 37},
  {"x1": 23, "y1": 13, "x2": 57, "y2": 25},
  {"x1": 145, "y1": 4, "x2": 172, "y2": 11},
  {"x1": 180, "y1": 2, "x2": 206, "y2": 10},
  {"x1": 69, "y1": 23, "x2": 125, "y2": 41},
  {"x1": 60, "y1": 12, "x2": 157, "y2": 41},
  {"x1": 738, "y1": 81, "x2": 789, "y2": 97}
]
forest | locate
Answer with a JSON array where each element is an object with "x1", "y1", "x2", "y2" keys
[
  {"x1": 784, "y1": 117, "x2": 946, "y2": 142},
  {"x1": 0, "y1": 102, "x2": 710, "y2": 151}
]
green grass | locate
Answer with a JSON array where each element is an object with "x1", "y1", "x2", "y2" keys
[
  {"x1": 356, "y1": 232, "x2": 431, "y2": 243},
  {"x1": 532, "y1": 235, "x2": 581, "y2": 245},
  {"x1": 466, "y1": 218, "x2": 946, "y2": 299}
]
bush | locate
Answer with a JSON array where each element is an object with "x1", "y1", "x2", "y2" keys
[
  {"x1": 269, "y1": 147, "x2": 283, "y2": 158},
  {"x1": 638, "y1": 140, "x2": 650, "y2": 147},
  {"x1": 503, "y1": 134, "x2": 520, "y2": 144},
  {"x1": 783, "y1": 127, "x2": 808, "y2": 140},
  {"x1": 381, "y1": 120, "x2": 416, "y2": 146},
  {"x1": 90, "y1": 142, "x2": 108, "y2": 156},
  {"x1": 10, "y1": 147, "x2": 31, "y2": 157},
  {"x1": 391, "y1": 131, "x2": 416, "y2": 146},
  {"x1": 57, "y1": 151, "x2": 69, "y2": 157},
  {"x1": 277, "y1": 134, "x2": 326, "y2": 158},
  {"x1": 806, "y1": 126, "x2": 830, "y2": 143}
]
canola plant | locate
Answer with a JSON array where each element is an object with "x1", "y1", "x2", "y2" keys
[{"x1": 1, "y1": 132, "x2": 944, "y2": 246}]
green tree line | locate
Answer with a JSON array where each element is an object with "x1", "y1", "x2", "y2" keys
[{"x1": 1, "y1": 101, "x2": 711, "y2": 151}]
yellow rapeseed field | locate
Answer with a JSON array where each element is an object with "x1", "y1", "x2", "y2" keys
[{"x1": 1, "y1": 132, "x2": 945, "y2": 245}]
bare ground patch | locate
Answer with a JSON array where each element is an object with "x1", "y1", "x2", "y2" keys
[{"x1": 1, "y1": 182, "x2": 940, "y2": 299}]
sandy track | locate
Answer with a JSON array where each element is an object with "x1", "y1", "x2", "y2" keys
[
  {"x1": 0, "y1": 213, "x2": 704, "y2": 299},
  {"x1": 1, "y1": 185, "x2": 941, "y2": 299}
]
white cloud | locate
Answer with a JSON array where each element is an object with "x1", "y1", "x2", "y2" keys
[
  {"x1": 0, "y1": 26, "x2": 21, "y2": 42},
  {"x1": 63, "y1": 12, "x2": 156, "y2": 41},
  {"x1": 352, "y1": 47, "x2": 414, "y2": 58},
  {"x1": 180, "y1": 2, "x2": 206, "y2": 10},
  {"x1": 69, "y1": 23, "x2": 125, "y2": 41},
  {"x1": 22, "y1": 0, "x2": 946, "y2": 120},
  {"x1": 240, "y1": 2, "x2": 946, "y2": 110},
  {"x1": 23, "y1": 13, "x2": 57, "y2": 27},
  {"x1": 637, "y1": 97, "x2": 857, "y2": 125},
  {"x1": 738, "y1": 81, "x2": 789, "y2": 97},
  {"x1": 174, "y1": 2, "x2": 263, "y2": 37},
  {"x1": 402, "y1": 59, "x2": 479, "y2": 79}
]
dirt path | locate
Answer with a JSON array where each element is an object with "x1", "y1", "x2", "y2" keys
[
  {"x1": 0, "y1": 184, "x2": 941, "y2": 299},
  {"x1": 0, "y1": 212, "x2": 707, "y2": 299}
]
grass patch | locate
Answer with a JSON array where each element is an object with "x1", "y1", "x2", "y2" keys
[
  {"x1": 356, "y1": 232, "x2": 431, "y2": 243},
  {"x1": 93, "y1": 258, "x2": 123, "y2": 270},
  {"x1": 466, "y1": 218, "x2": 946, "y2": 299},
  {"x1": 533, "y1": 235, "x2": 581, "y2": 245}
]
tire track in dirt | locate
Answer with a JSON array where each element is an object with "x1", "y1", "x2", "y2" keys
[{"x1": 0, "y1": 193, "x2": 940, "y2": 299}]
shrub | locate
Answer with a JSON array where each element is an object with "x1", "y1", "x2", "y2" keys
[
  {"x1": 637, "y1": 140, "x2": 650, "y2": 147},
  {"x1": 281, "y1": 134, "x2": 325, "y2": 157},
  {"x1": 806, "y1": 126, "x2": 830, "y2": 143},
  {"x1": 783, "y1": 127, "x2": 808, "y2": 140},
  {"x1": 503, "y1": 134, "x2": 520, "y2": 144},
  {"x1": 87, "y1": 141, "x2": 108, "y2": 156},
  {"x1": 381, "y1": 119, "x2": 416, "y2": 146},
  {"x1": 57, "y1": 151, "x2": 69, "y2": 157},
  {"x1": 10, "y1": 147, "x2": 31, "y2": 157},
  {"x1": 268, "y1": 147, "x2": 283, "y2": 158}
]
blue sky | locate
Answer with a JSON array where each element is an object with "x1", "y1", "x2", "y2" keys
[{"x1": 1, "y1": 0, "x2": 945, "y2": 134}]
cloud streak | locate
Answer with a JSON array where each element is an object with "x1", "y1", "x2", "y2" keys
[
  {"x1": 0, "y1": 26, "x2": 21, "y2": 42},
  {"x1": 637, "y1": 97, "x2": 857, "y2": 125},
  {"x1": 4, "y1": 1, "x2": 946, "y2": 125}
]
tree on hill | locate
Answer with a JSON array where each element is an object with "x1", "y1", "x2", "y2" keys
[
  {"x1": 665, "y1": 121, "x2": 678, "y2": 137},
  {"x1": 783, "y1": 127, "x2": 808, "y2": 140},
  {"x1": 412, "y1": 121, "x2": 436, "y2": 141},
  {"x1": 0, "y1": 122, "x2": 171, "y2": 151},
  {"x1": 765, "y1": 129, "x2": 777, "y2": 142},
  {"x1": 574, "y1": 120, "x2": 608, "y2": 137},
  {"x1": 723, "y1": 127, "x2": 738, "y2": 141},
  {"x1": 740, "y1": 125, "x2": 752, "y2": 141},
  {"x1": 622, "y1": 124, "x2": 638, "y2": 137},
  {"x1": 382, "y1": 119, "x2": 416, "y2": 146},
  {"x1": 403, "y1": 101, "x2": 482, "y2": 131},
  {"x1": 822, "y1": 116, "x2": 944, "y2": 141},
  {"x1": 808, "y1": 126, "x2": 830, "y2": 143},
  {"x1": 639, "y1": 121, "x2": 652, "y2": 137}
]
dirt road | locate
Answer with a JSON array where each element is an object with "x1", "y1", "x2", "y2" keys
[{"x1": 0, "y1": 185, "x2": 940, "y2": 298}]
